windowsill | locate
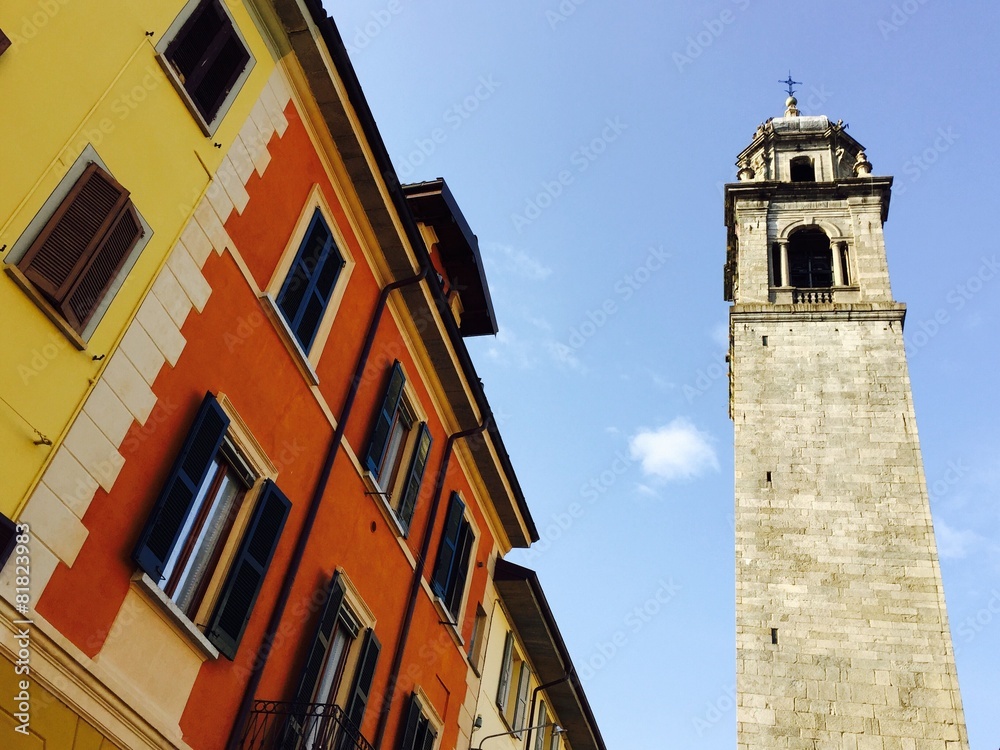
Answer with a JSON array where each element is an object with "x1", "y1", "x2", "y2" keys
[
  {"x1": 258, "y1": 293, "x2": 320, "y2": 386},
  {"x1": 5, "y1": 265, "x2": 87, "y2": 350},
  {"x1": 362, "y1": 471, "x2": 410, "y2": 539},
  {"x1": 431, "y1": 595, "x2": 465, "y2": 650},
  {"x1": 132, "y1": 571, "x2": 220, "y2": 660}
]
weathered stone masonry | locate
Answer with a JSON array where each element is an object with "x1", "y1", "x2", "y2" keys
[{"x1": 727, "y1": 100, "x2": 969, "y2": 750}]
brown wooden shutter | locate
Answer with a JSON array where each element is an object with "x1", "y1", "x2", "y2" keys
[
  {"x1": 0, "y1": 29, "x2": 11, "y2": 57},
  {"x1": 18, "y1": 162, "x2": 143, "y2": 332}
]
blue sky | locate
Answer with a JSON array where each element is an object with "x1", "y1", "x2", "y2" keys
[{"x1": 326, "y1": 2, "x2": 1000, "y2": 747}]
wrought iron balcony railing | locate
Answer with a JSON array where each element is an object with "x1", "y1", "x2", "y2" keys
[
  {"x1": 792, "y1": 287, "x2": 834, "y2": 304},
  {"x1": 239, "y1": 701, "x2": 374, "y2": 750}
]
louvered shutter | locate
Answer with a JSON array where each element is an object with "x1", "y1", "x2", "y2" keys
[
  {"x1": 133, "y1": 393, "x2": 229, "y2": 580},
  {"x1": 396, "y1": 423, "x2": 432, "y2": 533},
  {"x1": 513, "y1": 664, "x2": 531, "y2": 733},
  {"x1": 534, "y1": 703, "x2": 548, "y2": 750},
  {"x1": 293, "y1": 574, "x2": 347, "y2": 706},
  {"x1": 19, "y1": 163, "x2": 143, "y2": 332},
  {"x1": 205, "y1": 479, "x2": 291, "y2": 659},
  {"x1": 284, "y1": 574, "x2": 346, "y2": 744},
  {"x1": 444, "y1": 518, "x2": 473, "y2": 617},
  {"x1": 61, "y1": 202, "x2": 143, "y2": 331},
  {"x1": 166, "y1": 0, "x2": 250, "y2": 124},
  {"x1": 364, "y1": 362, "x2": 405, "y2": 473},
  {"x1": 398, "y1": 694, "x2": 421, "y2": 750},
  {"x1": 430, "y1": 493, "x2": 465, "y2": 600},
  {"x1": 496, "y1": 631, "x2": 514, "y2": 711},
  {"x1": 419, "y1": 721, "x2": 436, "y2": 750},
  {"x1": 342, "y1": 628, "x2": 381, "y2": 736}
]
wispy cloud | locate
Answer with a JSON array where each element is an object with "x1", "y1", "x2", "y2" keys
[
  {"x1": 485, "y1": 327, "x2": 536, "y2": 369},
  {"x1": 935, "y1": 517, "x2": 981, "y2": 559},
  {"x1": 628, "y1": 418, "x2": 719, "y2": 482},
  {"x1": 487, "y1": 243, "x2": 552, "y2": 280}
]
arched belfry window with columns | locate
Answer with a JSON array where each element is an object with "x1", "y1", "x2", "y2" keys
[{"x1": 788, "y1": 228, "x2": 832, "y2": 288}]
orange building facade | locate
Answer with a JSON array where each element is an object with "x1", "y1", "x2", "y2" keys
[{"x1": 0, "y1": 3, "x2": 608, "y2": 750}]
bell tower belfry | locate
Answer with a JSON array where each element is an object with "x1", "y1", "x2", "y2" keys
[{"x1": 725, "y1": 93, "x2": 970, "y2": 750}]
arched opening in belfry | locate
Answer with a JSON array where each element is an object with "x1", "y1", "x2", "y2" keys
[
  {"x1": 787, "y1": 228, "x2": 832, "y2": 288},
  {"x1": 790, "y1": 156, "x2": 815, "y2": 182}
]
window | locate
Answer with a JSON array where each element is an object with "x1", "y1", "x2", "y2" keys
[
  {"x1": 789, "y1": 156, "x2": 815, "y2": 182},
  {"x1": 13, "y1": 162, "x2": 145, "y2": 336},
  {"x1": 365, "y1": 362, "x2": 433, "y2": 534},
  {"x1": 496, "y1": 630, "x2": 531, "y2": 736},
  {"x1": 132, "y1": 393, "x2": 290, "y2": 659},
  {"x1": 496, "y1": 630, "x2": 514, "y2": 713},
  {"x1": 159, "y1": 0, "x2": 254, "y2": 134},
  {"x1": 288, "y1": 573, "x2": 381, "y2": 750},
  {"x1": 430, "y1": 493, "x2": 474, "y2": 620},
  {"x1": 276, "y1": 210, "x2": 345, "y2": 353},
  {"x1": 0, "y1": 28, "x2": 11, "y2": 57},
  {"x1": 787, "y1": 228, "x2": 832, "y2": 288},
  {"x1": 398, "y1": 694, "x2": 437, "y2": 750},
  {"x1": 534, "y1": 701, "x2": 548, "y2": 750},
  {"x1": 467, "y1": 604, "x2": 488, "y2": 672}
]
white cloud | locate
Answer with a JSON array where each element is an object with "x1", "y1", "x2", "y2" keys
[
  {"x1": 934, "y1": 518, "x2": 981, "y2": 559},
  {"x1": 628, "y1": 418, "x2": 719, "y2": 482},
  {"x1": 488, "y1": 243, "x2": 552, "y2": 280}
]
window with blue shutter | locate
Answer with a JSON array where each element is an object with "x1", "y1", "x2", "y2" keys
[
  {"x1": 205, "y1": 479, "x2": 290, "y2": 659},
  {"x1": 133, "y1": 393, "x2": 291, "y2": 659},
  {"x1": 365, "y1": 362, "x2": 406, "y2": 475},
  {"x1": 399, "y1": 694, "x2": 437, "y2": 750},
  {"x1": 338, "y1": 628, "x2": 381, "y2": 750},
  {"x1": 396, "y1": 423, "x2": 431, "y2": 533},
  {"x1": 430, "y1": 493, "x2": 474, "y2": 619},
  {"x1": 276, "y1": 210, "x2": 345, "y2": 352}
]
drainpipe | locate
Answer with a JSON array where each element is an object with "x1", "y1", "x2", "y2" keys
[
  {"x1": 372, "y1": 415, "x2": 493, "y2": 749},
  {"x1": 226, "y1": 265, "x2": 428, "y2": 750},
  {"x1": 524, "y1": 672, "x2": 573, "y2": 750}
]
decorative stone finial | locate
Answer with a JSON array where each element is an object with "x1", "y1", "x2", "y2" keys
[
  {"x1": 737, "y1": 158, "x2": 755, "y2": 181},
  {"x1": 784, "y1": 95, "x2": 799, "y2": 117},
  {"x1": 853, "y1": 150, "x2": 872, "y2": 176}
]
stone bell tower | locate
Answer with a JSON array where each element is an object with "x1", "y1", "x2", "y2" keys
[{"x1": 725, "y1": 93, "x2": 970, "y2": 750}]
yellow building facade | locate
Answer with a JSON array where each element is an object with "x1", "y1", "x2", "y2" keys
[{"x1": 0, "y1": 0, "x2": 280, "y2": 519}]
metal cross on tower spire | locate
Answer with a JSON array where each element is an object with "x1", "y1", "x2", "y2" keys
[{"x1": 780, "y1": 72, "x2": 802, "y2": 97}]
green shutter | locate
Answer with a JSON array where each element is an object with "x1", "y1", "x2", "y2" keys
[
  {"x1": 398, "y1": 694, "x2": 421, "y2": 750},
  {"x1": 430, "y1": 493, "x2": 465, "y2": 601},
  {"x1": 365, "y1": 362, "x2": 405, "y2": 473},
  {"x1": 534, "y1": 702, "x2": 548, "y2": 750},
  {"x1": 293, "y1": 574, "x2": 347, "y2": 705},
  {"x1": 419, "y1": 720, "x2": 436, "y2": 750},
  {"x1": 205, "y1": 479, "x2": 290, "y2": 659},
  {"x1": 513, "y1": 663, "x2": 531, "y2": 734},
  {"x1": 396, "y1": 423, "x2": 432, "y2": 533},
  {"x1": 444, "y1": 518, "x2": 473, "y2": 617},
  {"x1": 133, "y1": 393, "x2": 229, "y2": 580},
  {"x1": 342, "y1": 628, "x2": 381, "y2": 738},
  {"x1": 496, "y1": 631, "x2": 514, "y2": 712}
]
